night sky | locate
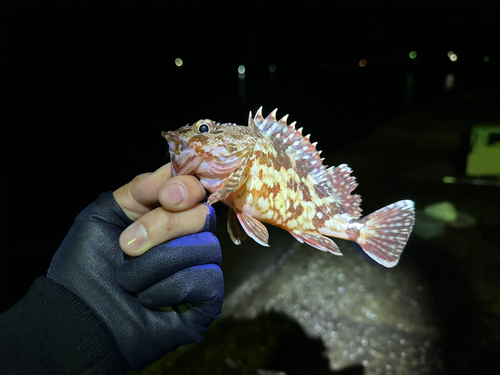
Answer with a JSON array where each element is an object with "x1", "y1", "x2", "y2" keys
[{"x1": 1, "y1": 5, "x2": 498, "y2": 120}]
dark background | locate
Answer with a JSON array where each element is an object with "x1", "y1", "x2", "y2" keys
[{"x1": 1, "y1": 3, "x2": 500, "y2": 374}]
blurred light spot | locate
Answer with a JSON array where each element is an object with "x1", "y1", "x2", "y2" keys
[
  {"x1": 447, "y1": 51, "x2": 454, "y2": 57},
  {"x1": 444, "y1": 74, "x2": 455, "y2": 90},
  {"x1": 359, "y1": 59, "x2": 367, "y2": 67},
  {"x1": 269, "y1": 64, "x2": 276, "y2": 73},
  {"x1": 449, "y1": 53, "x2": 457, "y2": 62},
  {"x1": 484, "y1": 55, "x2": 490, "y2": 62},
  {"x1": 322, "y1": 62, "x2": 329, "y2": 70},
  {"x1": 239, "y1": 70, "x2": 246, "y2": 97},
  {"x1": 409, "y1": 51, "x2": 417, "y2": 59},
  {"x1": 174, "y1": 58, "x2": 183, "y2": 67},
  {"x1": 238, "y1": 65, "x2": 245, "y2": 79},
  {"x1": 443, "y1": 176, "x2": 457, "y2": 184}
]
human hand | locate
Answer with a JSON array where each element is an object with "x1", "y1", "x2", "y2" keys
[
  {"x1": 113, "y1": 163, "x2": 209, "y2": 256},
  {"x1": 47, "y1": 163, "x2": 223, "y2": 370}
]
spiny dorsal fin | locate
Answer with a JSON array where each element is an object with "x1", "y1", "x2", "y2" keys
[
  {"x1": 251, "y1": 107, "x2": 323, "y2": 169},
  {"x1": 249, "y1": 107, "x2": 362, "y2": 218},
  {"x1": 319, "y1": 164, "x2": 362, "y2": 218},
  {"x1": 248, "y1": 110, "x2": 258, "y2": 130}
]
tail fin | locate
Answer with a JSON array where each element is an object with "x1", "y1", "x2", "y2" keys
[{"x1": 356, "y1": 200, "x2": 415, "y2": 268}]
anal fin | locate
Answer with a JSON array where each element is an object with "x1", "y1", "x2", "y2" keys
[
  {"x1": 235, "y1": 210, "x2": 269, "y2": 247},
  {"x1": 290, "y1": 231, "x2": 343, "y2": 256},
  {"x1": 227, "y1": 209, "x2": 248, "y2": 245}
]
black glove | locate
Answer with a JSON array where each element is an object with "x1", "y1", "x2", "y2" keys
[{"x1": 47, "y1": 192, "x2": 223, "y2": 370}]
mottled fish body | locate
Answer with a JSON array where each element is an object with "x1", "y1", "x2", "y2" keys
[{"x1": 162, "y1": 108, "x2": 415, "y2": 267}]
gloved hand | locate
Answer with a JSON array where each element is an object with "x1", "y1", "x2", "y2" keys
[{"x1": 47, "y1": 165, "x2": 223, "y2": 371}]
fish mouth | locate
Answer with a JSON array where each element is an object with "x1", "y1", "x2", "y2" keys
[
  {"x1": 162, "y1": 130, "x2": 202, "y2": 176},
  {"x1": 162, "y1": 131, "x2": 179, "y2": 154}
]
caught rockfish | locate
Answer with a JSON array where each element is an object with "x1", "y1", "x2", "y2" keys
[{"x1": 162, "y1": 108, "x2": 415, "y2": 267}]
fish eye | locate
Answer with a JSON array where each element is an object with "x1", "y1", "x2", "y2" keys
[
  {"x1": 199, "y1": 123, "x2": 210, "y2": 133},
  {"x1": 194, "y1": 120, "x2": 213, "y2": 134}
]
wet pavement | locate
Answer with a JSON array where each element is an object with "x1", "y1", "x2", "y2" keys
[{"x1": 223, "y1": 242, "x2": 440, "y2": 374}]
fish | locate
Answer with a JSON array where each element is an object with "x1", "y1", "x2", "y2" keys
[{"x1": 162, "y1": 107, "x2": 415, "y2": 267}]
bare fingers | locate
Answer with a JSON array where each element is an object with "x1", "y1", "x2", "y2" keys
[
  {"x1": 158, "y1": 175, "x2": 207, "y2": 212},
  {"x1": 113, "y1": 163, "x2": 173, "y2": 221},
  {"x1": 119, "y1": 203, "x2": 210, "y2": 256},
  {"x1": 113, "y1": 164, "x2": 206, "y2": 220},
  {"x1": 114, "y1": 164, "x2": 210, "y2": 256}
]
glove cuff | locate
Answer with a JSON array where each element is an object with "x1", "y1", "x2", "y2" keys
[{"x1": 0, "y1": 277, "x2": 129, "y2": 374}]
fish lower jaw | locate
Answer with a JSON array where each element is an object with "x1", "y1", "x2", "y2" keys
[
  {"x1": 170, "y1": 162, "x2": 177, "y2": 177},
  {"x1": 169, "y1": 151, "x2": 203, "y2": 176}
]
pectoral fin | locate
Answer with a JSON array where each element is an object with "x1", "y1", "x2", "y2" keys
[
  {"x1": 290, "y1": 231, "x2": 343, "y2": 255},
  {"x1": 207, "y1": 149, "x2": 253, "y2": 205},
  {"x1": 234, "y1": 210, "x2": 269, "y2": 247},
  {"x1": 227, "y1": 209, "x2": 248, "y2": 245}
]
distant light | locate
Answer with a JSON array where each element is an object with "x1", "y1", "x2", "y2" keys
[
  {"x1": 443, "y1": 176, "x2": 457, "y2": 184},
  {"x1": 449, "y1": 53, "x2": 457, "y2": 62},
  {"x1": 484, "y1": 55, "x2": 490, "y2": 62},
  {"x1": 237, "y1": 65, "x2": 245, "y2": 74},
  {"x1": 359, "y1": 59, "x2": 367, "y2": 67},
  {"x1": 269, "y1": 64, "x2": 276, "y2": 73},
  {"x1": 174, "y1": 58, "x2": 183, "y2": 67},
  {"x1": 444, "y1": 73, "x2": 455, "y2": 90},
  {"x1": 409, "y1": 51, "x2": 417, "y2": 59},
  {"x1": 447, "y1": 51, "x2": 454, "y2": 57}
]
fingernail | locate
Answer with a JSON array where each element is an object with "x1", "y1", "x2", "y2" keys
[
  {"x1": 165, "y1": 183, "x2": 186, "y2": 205},
  {"x1": 121, "y1": 223, "x2": 148, "y2": 252}
]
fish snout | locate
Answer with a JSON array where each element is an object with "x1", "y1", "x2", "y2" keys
[
  {"x1": 162, "y1": 130, "x2": 188, "y2": 154},
  {"x1": 162, "y1": 130, "x2": 201, "y2": 176}
]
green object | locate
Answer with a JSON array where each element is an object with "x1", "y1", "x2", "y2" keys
[
  {"x1": 409, "y1": 51, "x2": 417, "y2": 59},
  {"x1": 484, "y1": 55, "x2": 490, "y2": 62},
  {"x1": 466, "y1": 125, "x2": 500, "y2": 176},
  {"x1": 424, "y1": 201, "x2": 458, "y2": 222}
]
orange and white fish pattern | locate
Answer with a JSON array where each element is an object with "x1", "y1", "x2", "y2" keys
[{"x1": 162, "y1": 108, "x2": 415, "y2": 267}]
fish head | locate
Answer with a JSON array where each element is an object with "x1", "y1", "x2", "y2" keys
[{"x1": 162, "y1": 119, "x2": 256, "y2": 179}]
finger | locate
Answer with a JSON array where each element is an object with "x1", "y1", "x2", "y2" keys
[
  {"x1": 158, "y1": 175, "x2": 206, "y2": 212},
  {"x1": 113, "y1": 163, "x2": 172, "y2": 221},
  {"x1": 119, "y1": 203, "x2": 211, "y2": 256},
  {"x1": 138, "y1": 264, "x2": 224, "y2": 316},
  {"x1": 171, "y1": 307, "x2": 217, "y2": 345},
  {"x1": 118, "y1": 231, "x2": 221, "y2": 292}
]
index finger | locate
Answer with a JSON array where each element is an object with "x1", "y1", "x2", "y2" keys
[{"x1": 113, "y1": 163, "x2": 172, "y2": 221}]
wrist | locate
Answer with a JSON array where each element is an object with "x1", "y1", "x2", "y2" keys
[{"x1": 0, "y1": 277, "x2": 129, "y2": 374}]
